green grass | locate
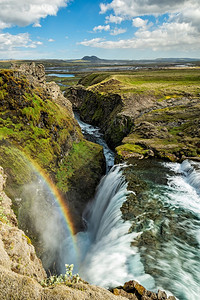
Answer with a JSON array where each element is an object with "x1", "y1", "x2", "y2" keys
[
  {"x1": 79, "y1": 73, "x2": 110, "y2": 87},
  {"x1": 82, "y1": 69, "x2": 200, "y2": 98}
]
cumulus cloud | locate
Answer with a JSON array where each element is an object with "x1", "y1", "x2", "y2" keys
[
  {"x1": 93, "y1": 25, "x2": 110, "y2": 32},
  {"x1": 0, "y1": 0, "x2": 69, "y2": 28},
  {"x1": 99, "y1": 0, "x2": 200, "y2": 31},
  {"x1": 0, "y1": 33, "x2": 42, "y2": 51},
  {"x1": 99, "y1": 0, "x2": 197, "y2": 17},
  {"x1": 132, "y1": 17, "x2": 148, "y2": 28},
  {"x1": 48, "y1": 38, "x2": 55, "y2": 42},
  {"x1": 96, "y1": 0, "x2": 200, "y2": 53},
  {"x1": 33, "y1": 23, "x2": 42, "y2": 28},
  {"x1": 110, "y1": 28, "x2": 127, "y2": 35},
  {"x1": 79, "y1": 38, "x2": 104, "y2": 47},
  {"x1": 80, "y1": 21, "x2": 200, "y2": 51},
  {"x1": 105, "y1": 14, "x2": 123, "y2": 24}
]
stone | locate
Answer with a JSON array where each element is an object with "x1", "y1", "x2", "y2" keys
[
  {"x1": 11, "y1": 62, "x2": 73, "y2": 115},
  {"x1": 157, "y1": 290, "x2": 167, "y2": 299},
  {"x1": 0, "y1": 166, "x2": 6, "y2": 191}
]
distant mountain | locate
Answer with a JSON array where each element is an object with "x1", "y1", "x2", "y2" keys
[{"x1": 82, "y1": 56, "x2": 102, "y2": 62}]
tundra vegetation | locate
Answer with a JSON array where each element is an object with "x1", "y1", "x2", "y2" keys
[{"x1": 69, "y1": 67, "x2": 200, "y2": 162}]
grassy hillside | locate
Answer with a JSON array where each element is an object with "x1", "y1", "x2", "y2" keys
[{"x1": 70, "y1": 68, "x2": 200, "y2": 162}]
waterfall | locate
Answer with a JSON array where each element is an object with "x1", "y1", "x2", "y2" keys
[
  {"x1": 75, "y1": 164, "x2": 155, "y2": 289},
  {"x1": 60, "y1": 115, "x2": 200, "y2": 299}
]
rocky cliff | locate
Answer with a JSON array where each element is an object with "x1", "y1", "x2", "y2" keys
[
  {"x1": 0, "y1": 62, "x2": 106, "y2": 277},
  {"x1": 67, "y1": 70, "x2": 200, "y2": 162},
  {"x1": 0, "y1": 64, "x2": 105, "y2": 234}
]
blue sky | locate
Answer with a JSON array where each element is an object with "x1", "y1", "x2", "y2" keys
[{"x1": 0, "y1": 0, "x2": 200, "y2": 60}]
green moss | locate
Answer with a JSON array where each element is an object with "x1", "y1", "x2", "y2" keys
[
  {"x1": 0, "y1": 143, "x2": 35, "y2": 202},
  {"x1": 56, "y1": 140, "x2": 103, "y2": 192},
  {"x1": 0, "y1": 205, "x2": 11, "y2": 225},
  {"x1": 116, "y1": 143, "x2": 148, "y2": 156},
  {"x1": 0, "y1": 70, "x2": 80, "y2": 176}
]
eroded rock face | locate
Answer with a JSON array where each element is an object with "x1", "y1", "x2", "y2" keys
[
  {"x1": 11, "y1": 62, "x2": 73, "y2": 114},
  {"x1": 11, "y1": 62, "x2": 46, "y2": 85},
  {"x1": 0, "y1": 167, "x2": 46, "y2": 282}
]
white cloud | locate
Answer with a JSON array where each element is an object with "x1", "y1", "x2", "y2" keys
[
  {"x1": 110, "y1": 28, "x2": 127, "y2": 35},
  {"x1": 132, "y1": 17, "x2": 148, "y2": 28},
  {"x1": 99, "y1": 0, "x2": 200, "y2": 32},
  {"x1": 48, "y1": 38, "x2": 55, "y2": 42},
  {"x1": 0, "y1": 0, "x2": 70, "y2": 28},
  {"x1": 79, "y1": 38, "x2": 104, "y2": 47},
  {"x1": 80, "y1": 21, "x2": 200, "y2": 51},
  {"x1": 100, "y1": 3, "x2": 109, "y2": 14},
  {"x1": 93, "y1": 25, "x2": 110, "y2": 32},
  {"x1": 98, "y1": 0, "x2": 200, "y2": 54},
  {"x1": 33, "y1": 23, "x2": 42, "y2": 28},
  {"x1": 105, "y1": 14, "x2": 123, "y2": 24},
  {"x1": 99, "y1": 0, "x2": 198, "y2": 17},
  {"x1": 0, "y1": 33, "x2": 43, "y2": 51}
]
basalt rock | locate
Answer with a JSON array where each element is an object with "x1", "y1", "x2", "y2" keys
[{"x1": 112, "y1": 280, "x2": 176, "y2": 300}]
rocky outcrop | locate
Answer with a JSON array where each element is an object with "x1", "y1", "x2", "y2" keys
[
  {"x1": 11, "y1": 62, "x2": 73, "y2": 114},
  {"x1": 0, "y1": 167, "x2": 46, "y2": 282},
  {"x1": 11, "y1": 62, "x2": 46, "y2": 86},
  {"x1": 111, "y1": 280, "x2": 176, "y2": 300}
]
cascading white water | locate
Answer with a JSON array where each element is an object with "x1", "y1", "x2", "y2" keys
[
  {"x1": 74, "y1": 112, "x2": 114, "y2": 172},
  {"x1": 75, "y1": 164, "x2": 155, "y2": 289}
]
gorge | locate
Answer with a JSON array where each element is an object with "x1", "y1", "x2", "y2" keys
[{"x1": 0, "y1": 62, "x2": 200, "y2": 300}]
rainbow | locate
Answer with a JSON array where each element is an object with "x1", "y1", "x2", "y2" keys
[{"x1": 24, "y1": 154, "x2": 78, "y2": 254}]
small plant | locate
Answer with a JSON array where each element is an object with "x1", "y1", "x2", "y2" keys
[
  {"x1": 40, "y1": 264, "x2": 80, "y2": 288},
  {"x1": 0, "y1": 206, "x2": 10, "y2": 225},
  {"x1": 22, "y1": 234, "x2": 32, "y2": 245}
]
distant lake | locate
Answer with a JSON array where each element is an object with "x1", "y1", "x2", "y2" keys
[{"x1": 47, "y1": 73, "x2": 75, "y2": 78}]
